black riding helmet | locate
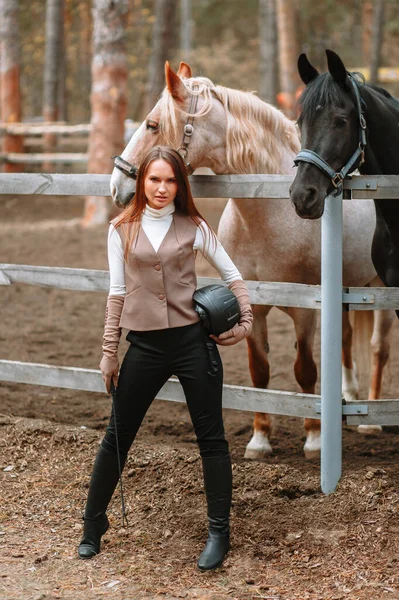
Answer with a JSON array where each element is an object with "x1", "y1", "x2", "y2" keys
[{"x1": 193, "y1": 284, "x2": 241, "y2": 337}]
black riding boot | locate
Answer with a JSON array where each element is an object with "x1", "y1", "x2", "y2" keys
[
  {"x1": 78, "y1": 445, "x2": 126, "y2": 559},
  {"x1": 197, "y1": 454, "x2": 232, "y2": 571}
]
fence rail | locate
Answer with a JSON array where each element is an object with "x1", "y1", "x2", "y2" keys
[
  {"x1": 0, "y1": 121, "x2": 139, "y2": 166},
  {"x1": 1, "y1": 172, "x2": 399, "y2": 199},
  {"x1": 0, "y1": 360, "x2": 320, "y2": 419},
  {"x1": 0, "y1": 121, "x2": 139, "y2": 136},
  {"x1": 2, "y1": 264, "x2": 399, "y2": 311},
  {"x1": 1, "y1": 359, "x2": 397, "y2": 426},
  {"x1": 0, "y1": 152, "x2": 89, "y2": 165}
]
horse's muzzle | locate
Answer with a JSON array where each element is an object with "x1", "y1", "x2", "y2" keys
[
  {"x1": 293, "y1": 203, "x2": 324, "y2": 220},
  {"x1": 290, "y1": 182, "x2": 326, "y2": 220},
  {"x1": 110, "y1": 181, "x2": 134, "y2": 208}
]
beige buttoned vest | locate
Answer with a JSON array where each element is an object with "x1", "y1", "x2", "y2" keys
[{"x1": 113, "y1": 211, "x2": 200, "y2": 331}]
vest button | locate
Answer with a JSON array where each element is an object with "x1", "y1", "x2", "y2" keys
[
  {"x1": 158, "y1": 293, "x2": 165, "y2": 300},
  {"x1": 154, "y1": 264, "x2": 161, "y2": 271}
]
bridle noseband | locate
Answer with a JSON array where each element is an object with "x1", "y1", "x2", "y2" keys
[
  {"x1": 294, "y1": 75, "x2": 367, "y2": 194},
  {"x1": 112, "y1": 155, "x2": 139, "y2": 179},
  {"x1": 112, "y1": 85, "x2": 200, "y2": 181}
]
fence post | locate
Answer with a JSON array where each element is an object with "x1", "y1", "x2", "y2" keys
[{"x1": 321, "y1": 191, "x2": 343, "y2": 494}]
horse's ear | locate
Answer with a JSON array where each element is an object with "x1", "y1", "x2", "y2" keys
[
  {"x1": 326, "y1": 49, "x2": 349, "y2": 86},
  {"x1": 165, "y1": 61, "x2": 187, "y2": 101},
  {"x1": 177, "y1": 61, "x2": 192, "y2": 79},
  {"x1": 298, "y1": 53, "x2": 319, "y2": 85}
]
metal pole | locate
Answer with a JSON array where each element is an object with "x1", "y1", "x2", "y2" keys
[{"x1": 321, "y1": 192, "x2": 343, "y2": 494}]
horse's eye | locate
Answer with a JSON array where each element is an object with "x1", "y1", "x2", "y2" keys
[
  {"x1": 146, "y1": 120, "x2": 159, "y2": 131},
  {"x1": 333, "y1": 118, "x2": 347, "y2": 129}
]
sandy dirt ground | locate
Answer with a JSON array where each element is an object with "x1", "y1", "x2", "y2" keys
[{"x1": 1, "y1": 193, "x2": 399, "y2": 600}]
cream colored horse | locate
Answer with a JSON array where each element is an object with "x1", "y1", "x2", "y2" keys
[{"x1": 110, "y1": 62, "x2": 395, "y2": 458}]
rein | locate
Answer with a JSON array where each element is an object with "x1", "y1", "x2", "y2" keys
[
  {"x1": 294, "y1": 75, "x2": 367, "y2": 194},
  {"x1": 113, "y1": 86, "x2": 200, "y2": 180}
]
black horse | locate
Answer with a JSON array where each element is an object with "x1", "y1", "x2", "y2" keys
[{"x1": 290, "y1": 49, "x2": 399, "y2": 302}]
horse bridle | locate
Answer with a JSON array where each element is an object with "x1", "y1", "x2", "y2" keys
[
  {"x1": 294, "y1": 75, "x2": 367, "y2": 194},
  {"x1": 112, "y1": 86, "x2": 200, "y2": 180}
]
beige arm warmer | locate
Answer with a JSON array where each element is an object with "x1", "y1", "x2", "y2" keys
[
  {"x1": 228, "y1": 279, "x2": 253, "y2": 335},
  {"x1": 214, "y1": 279, "x2": 253, "y2": 345},
  {"x1": 99, "y1": 295, "x2": 124, "y2": 377}
]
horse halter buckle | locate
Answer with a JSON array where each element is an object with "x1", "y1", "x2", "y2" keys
[
  {"x1": 184, "y1": 123, "x2": 194, "y2": 137},
  {"x1": 360, "y1": 114, "x2": 367, "y2": 130},
  {"x1": 176, "y1": 145, "x2": 194, "y2": 175},
  {"x1": 332, "y1": 173, "x2": 344, "y2": 189},
  {"x1": 179, "y1": 156, "x2": 194, "y2": 176}
]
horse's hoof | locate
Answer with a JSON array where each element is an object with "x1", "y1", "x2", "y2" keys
[
  {"x1": 303, "y1": 431, "x2": 321, "y2": 460},
  {"x1": 342, "y1": 389, "x2": 359, "y2": 402},
  {"x1": 244, "y1": 431, "x2": 273, "y2": 459},
  {"x1": 357, "y1": 425, "x2": 383, "y2": 435},
  {"x1": 342, "y1": 364, "x2": 359, "y2": 402},
  {"x1": 303, "y1": 448, "x2": 320, "y2": 460},
  {"x1": 244, "y1": 447, "x2": 273, "y2": 460}
]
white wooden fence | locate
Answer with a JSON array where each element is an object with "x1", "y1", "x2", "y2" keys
[
  {"x1": 0, "y1": 121, "x2": 139, "y2": 165},
  {"x1": 2, "y1": 173, "x2": 399, "y2": 492}
]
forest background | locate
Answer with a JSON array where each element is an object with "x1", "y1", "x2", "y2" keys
[
  {"x1": 18, "y1": 0, "x2": 399, "y2": 125},
  {"x1": 1, "y1": 0, "x2": 399, "y2": 223}
]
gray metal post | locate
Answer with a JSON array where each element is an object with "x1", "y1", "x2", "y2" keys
[{"x1": 321, "y1": 192, "x2": 343, "y2": 494}]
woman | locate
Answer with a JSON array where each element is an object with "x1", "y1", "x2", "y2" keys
[{"x1": 78, "y1": 146, "x2": 253, "y2": 571}]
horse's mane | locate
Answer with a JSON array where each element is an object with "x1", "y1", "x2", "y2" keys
[
  {"x1": 298, "y1": 71, "x2": 399, "y2": 122},
  {"x1": 158, "y1": 76, "x2": 300, "y2": 174},
  {"x1": 369, "y1": 84, "x2": 399, "y2": 109},
  {"x1": 371, "y1": 85, "x2": 393, "y2": 99}
]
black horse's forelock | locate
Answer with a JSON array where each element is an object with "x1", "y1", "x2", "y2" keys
[{"x1": 297, "y1": 71, "x2": 365, "y2": 124}]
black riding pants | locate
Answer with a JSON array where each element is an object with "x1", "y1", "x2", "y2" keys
[{"x1": 101, "y1": 322, "x2": 229, "y2": 460}]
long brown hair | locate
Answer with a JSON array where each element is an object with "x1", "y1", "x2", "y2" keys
[{"x1": 114, "y1": 146, "x2": 216, "y2": 259}]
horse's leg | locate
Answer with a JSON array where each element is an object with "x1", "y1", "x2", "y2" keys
[
  {"x1": 342, "y1": 311, "x2": 359, "y2": 401},
  {"x1": 244, "y1": 305, "x2": 273, "y2": 459},
  {"x1": 358, "y1": 309, "x2": 395, "y2": 434},
  {"x1": 287, "y1": 308, "x2": 319, "y2": 459}
]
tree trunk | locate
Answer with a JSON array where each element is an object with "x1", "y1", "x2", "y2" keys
[
  {"x1": 351, "y1": 0, "x2": 364, "y2": 65},
  {"x1": 0, "y1": 0, "x2": 23, "y2": 173},
  {"x1": 43, "y1": 0, "x2": 65, "y2": 168},
  {"x1": 276, "y1": 0, "x2": 301, "y2": 118},
  {"x1": 77, "y1": 1, "x2": 92, "y2": 117},
  {"x1": 258, "y1": 0, "x2": 278, "y2": 105},
  {"x1": 144, "y1": 0, "x2": 177, "y2": 116},
  {"x1": 83, "y1": 0, "x2": 128, "y2": 227},
  {"x1": 57, "y1": 1, "x2": 67, "y2": 123},
  {"x1": 369, "y1": 0, "x2": 385, "y2": 85},
  {"x1": 362, "y1": 1, "x2": 373, "y2": 66},
  {"x1": 180, "y1": 0, "x2": 193, "y2": 63}
]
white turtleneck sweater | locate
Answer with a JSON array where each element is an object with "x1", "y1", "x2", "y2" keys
[{"x1": 108, "y1": 202, "x2": 242, "y2": 296}]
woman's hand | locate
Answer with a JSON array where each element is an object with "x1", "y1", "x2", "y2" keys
[
  {"x1": 211, "y1": 279, "x2": 253, "y2": 346},
  {"x1": 210, "y1": 323, "x2": 247, "y2": 346},
  {"x1": 100, "y1": 355, "x2": 119, "y2": 394}
]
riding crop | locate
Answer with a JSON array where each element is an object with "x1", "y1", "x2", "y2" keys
[{"x1": 110, "y1": 380, "x2": 129, "y2": 527}]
